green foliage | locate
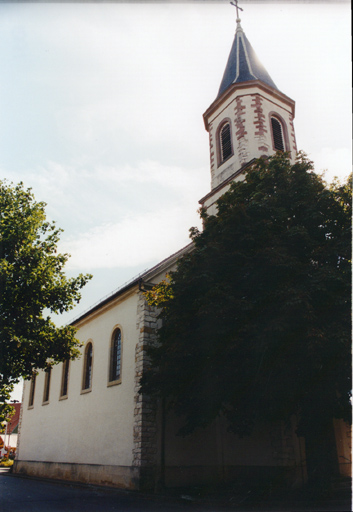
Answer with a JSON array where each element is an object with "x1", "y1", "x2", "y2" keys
[
  {"x1": 0, "y1": 181, "x2": 92, "y2": 421},
  {"x1": 0, "y1": 385, "x2": 14, "y2": 433},
  {"x1": 141, "y1": 153, "x2": 351, "y2": 440},
  {"x1": 144, "y1": 275, "x2": 174, "y2": 307}
]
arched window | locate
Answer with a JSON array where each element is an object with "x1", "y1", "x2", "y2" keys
[
  {"x1": 43, "y1": 367, "x2": 51, "y2": 404},
  {"x1": 109, "y1": 328, "x2": 122, "y2": 383},
  {"x1": 219, "y1": 121, "x2": 233, "y2": 164},
  {"x1": 271, "y1": 116, "x2": 285, "y2": 151},
  {"x1": 82, "y1": 342, "x2": 93, "y2": 391},
  {"x1": 60, "y1": 359, "x2": 70, "y2": 398},
  {"x1": 28, "y1": 374, "x2": 36, "y2": 408}
]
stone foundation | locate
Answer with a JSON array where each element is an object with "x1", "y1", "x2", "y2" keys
[
  {"x1": 13, "y1": 460, "x2": 140, "y2": 490},
  {"x1": 14, "y1": 459, "x2": 305, "y2": 490}
]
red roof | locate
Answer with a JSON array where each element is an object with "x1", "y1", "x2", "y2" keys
[{"x1": 7, "y1": 403, "x2": 21, "y2": 434}]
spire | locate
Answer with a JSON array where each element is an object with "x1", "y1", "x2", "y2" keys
[{"x1": 217, "y1": 8, "x2": 278, "y2": 99}]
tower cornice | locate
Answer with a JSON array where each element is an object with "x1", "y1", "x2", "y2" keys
[{"x1": 203, "y1": 80, "x2": 295, "y2": 131}]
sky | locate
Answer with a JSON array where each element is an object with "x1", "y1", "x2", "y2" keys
[{"x1": 0, "y1": 1, "x2": 350, "y2": 401}]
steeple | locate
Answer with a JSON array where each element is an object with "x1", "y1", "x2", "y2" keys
[
  {"x1": 200, "y1": 6, "x2": 297, "y2": 215},
  {"x1": 217, "y1": 21, "x2": 278, "y2": 99}
]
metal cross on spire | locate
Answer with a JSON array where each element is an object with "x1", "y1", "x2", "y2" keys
[{"x1": 230, "y1": 0, "x2": 243, "y2": 23}]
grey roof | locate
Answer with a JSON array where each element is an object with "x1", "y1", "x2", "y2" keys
[
  {"x1": 217, "y1": 22, "x2": 277, "y2": 98},
  {"x1": 70, "y1": 242, "x2": 193, "y2": 326}
]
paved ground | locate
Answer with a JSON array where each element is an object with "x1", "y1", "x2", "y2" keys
[
  {"x1": 0, "y1": 468, "x2": 193, "y2": 512},
  {"x1": 0, "y1": 468, "x2": 351, "y2": 512}
]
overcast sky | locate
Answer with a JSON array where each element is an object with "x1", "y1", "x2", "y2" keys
[{"x1": 1, "y1": 1, "x2": 350, "y2": 400}]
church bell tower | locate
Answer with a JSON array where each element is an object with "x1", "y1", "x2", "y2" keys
[{"x1": 200, "y1": 6, "x2": 297, "y2": 214}]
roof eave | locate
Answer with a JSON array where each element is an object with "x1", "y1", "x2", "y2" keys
[
  {"x1": 199, "y1": 158, "x2": 257, "y2": 206},
  {"x1": 203, "y1": 80, "x2": 295, "y2": 131},
  {"x1": 70, "y1": 243, "x2": 193, "y2": 327}
]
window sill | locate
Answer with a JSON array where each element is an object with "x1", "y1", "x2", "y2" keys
[
  {"x1": 59, "y1": 395, "x2": 68, "y2": 401},
  {"x1": 107, "y1": 379, "x2": 122, "y2": 388},
  {"x1": 80, "y1": 388, "x2": 92, "y2": 395},
  {"x1": 42, "y1": 401, "x2": 49, "y2": 406},
  {"x1": 217, "y1": 154, "x2": 233, "y2": 168}
]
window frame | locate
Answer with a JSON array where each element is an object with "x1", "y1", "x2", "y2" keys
[
  {"x1": 28, "y1": 374, "x2": 36, "y2": 409},
  {"x1": 108, "y1": 326, "x2": 123, "y2": 386},
  {"x1": 217, "y1": 118, "x2": 234, "y2": 167},
  {"x1": 60, "y1": 359, "x2": 70, "y2": 400},
  {"x1": 81, "y1": 341, "x2": 93, "y2": 394},
  {"x1": 42, "y1": 367, "x2": 52, "y2": 405}
]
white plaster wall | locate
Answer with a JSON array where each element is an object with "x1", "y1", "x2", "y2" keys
[
  {"x1": 18, "y1": 288, "x2": 140, "y2": 467},
  {"x1": 164, "y1": 413, "x2": 278, "y2": 467},
  {"x1": 202, "y1": 174, "x2": 245, "y2": 216},
  {"x1": 160, "y1": 412, "x2": 305, "y2": 488},
  {"x1": 208, "y1": 98, "x2": 242, "y2": 189},
  {"x1": 333, "y1": 418, "x2": 352, "y2": 477}
]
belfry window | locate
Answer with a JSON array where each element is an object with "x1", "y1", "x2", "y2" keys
[
  {"x1": 220, "y1": 122, "x2": 233, "y2": 163},
  {"x1": 109, "y1": 328, "x2": 122, "y2": 383},
  {"x1": 82, "y1": 342, "x2": 93, "y2": 391},
  {"x1": 271, "y1": 116, "x2": 285, "y2": 151}
]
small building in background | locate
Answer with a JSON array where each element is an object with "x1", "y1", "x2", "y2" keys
[{"x1": 0, "y1": 402, "x2": 21, "y2": 458}]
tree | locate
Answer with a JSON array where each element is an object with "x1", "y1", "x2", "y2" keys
[
  {"x1": 141, "y1": 153, "x2": 351, "y2": 488},
  {"x1": 0, "y1": 181, "x2": 91, "y2": 424}
]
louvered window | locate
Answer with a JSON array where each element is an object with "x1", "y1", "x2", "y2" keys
[
  {"x1": 109, "y1": 328, "x2": 122, "y2": 383},
  {"x1": 220, "y1": 122, "x2": 232, "y2": 162},
  {"x1": 271, "y1": 117, "x2": 285, "y2": 151}
]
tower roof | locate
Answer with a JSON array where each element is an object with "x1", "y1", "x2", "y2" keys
[{"x1": 217, "y1": 21, "x2": 278, "y2": 99}]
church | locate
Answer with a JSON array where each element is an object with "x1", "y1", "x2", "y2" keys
[{"x1": 14, "y1": 10, "x2": 351, "y2": 491}]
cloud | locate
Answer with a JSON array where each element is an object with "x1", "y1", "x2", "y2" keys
[
  {"x1": 3, "y1": 157, "x2": 208, "y2": 224},
  {"x1": 60, "y1": 205, "x2": 198, "y2": 270},
  {"x1": 310, "y1": 148, "x2": 351, "y2": 183},
  {"x1": 1, "y1": 1, "x2": 351, "y2": 321},
  {"x1": 3, "y1": 157, "x2": 207, "y2": 271}
]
